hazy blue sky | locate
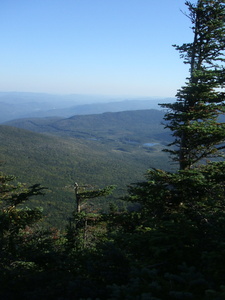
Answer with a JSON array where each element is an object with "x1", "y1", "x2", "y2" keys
[{"x1": 0, "y1": 0, "x2": 195, "y2": 97}]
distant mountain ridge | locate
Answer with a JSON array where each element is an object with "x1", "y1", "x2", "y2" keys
[
  {"x1": 43, "y1": 99, "x2": 171, "y2": 118},
  {"x1": 0, "y1": 91, "x2": 174, "y2": 122},
  {"x1": 4, "y1": 109, "x2": 171, "y2": 146}
]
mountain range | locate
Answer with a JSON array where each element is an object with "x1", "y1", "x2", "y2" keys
[{"x1": 0, "y1": 91, "x2": 174, "y2": 122}]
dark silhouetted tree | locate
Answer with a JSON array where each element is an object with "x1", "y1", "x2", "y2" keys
[{"x1": 160, "y1": 0, "x2": 225, "y2": 170}]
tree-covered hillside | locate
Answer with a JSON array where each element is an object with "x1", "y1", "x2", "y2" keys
[
  {"x1": 0, "y1": 124, "x2": 171, "y2": 227},
  {"x1": 5, "y1": 109, "x2": 169, "y2": 144}
]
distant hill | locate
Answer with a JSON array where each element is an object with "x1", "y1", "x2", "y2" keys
[
  {"x1": 4, "y1": 109, "x2": 171, "y2": 145},
  {"x1": 27, "y1": 98, "x2": 173, "y2": 118},
  {"x1": 0, "y1": 92, "x2": 108, "y2": 122},
  {"x1": 0, "y1": 91, "x2": 174, "y2": 122}
]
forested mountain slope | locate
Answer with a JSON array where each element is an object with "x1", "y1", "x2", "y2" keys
[
  {"x1": 0, "y1": 124, "x2": 171, "y2": 227},
  {"x1": 4, "y1": 109, "x2": 170, "y2": 144}
]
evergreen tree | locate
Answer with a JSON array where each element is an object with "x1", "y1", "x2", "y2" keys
[
  {"x1": 66, "y1": 183, "x2": 115, "y2": 250},
  {"x1": 117, "y1": 2, "x2": 225, "y2": 297},
  {"x1": 73, "y1": 182, "x2": 115, "y2": 213},
  {"x1": 160, "y1": 0, "x2": 225, "y2": 170},
  {"x1": 0, "y1": 171, "x2": 46, "y2": 255}
]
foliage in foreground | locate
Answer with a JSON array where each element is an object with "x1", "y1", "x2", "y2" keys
[{"x1": 1, "y1": 163, "x2": 225, "y2": 299}]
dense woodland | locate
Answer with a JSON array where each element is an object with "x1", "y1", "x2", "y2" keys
[
  {"x1": 1, "y1": 1, "x2": 225, "y2": 299},
  {"x1": 0, "y1": 110, "x2": 171, "y2": 228}
]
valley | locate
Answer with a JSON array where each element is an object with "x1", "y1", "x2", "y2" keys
[{"x1": 0, "y1": 109, "x2": 174, "y2": 228}]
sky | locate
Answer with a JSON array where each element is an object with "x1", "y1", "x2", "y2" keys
[{"x1": 0, "y1": 0, "x2": 195, "y2": 98}]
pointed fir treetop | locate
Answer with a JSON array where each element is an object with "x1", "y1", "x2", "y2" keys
[{"x1": 160, "y1": 0, "x2": 225, "y2": 170}]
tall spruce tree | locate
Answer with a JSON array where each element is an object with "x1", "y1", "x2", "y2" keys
[
  {"x1": 117, "y1": 4, "x2": 225, "y2": 297},
  {"x1": 160, "y1": 0, "x2": 225, "y2": 170}
]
